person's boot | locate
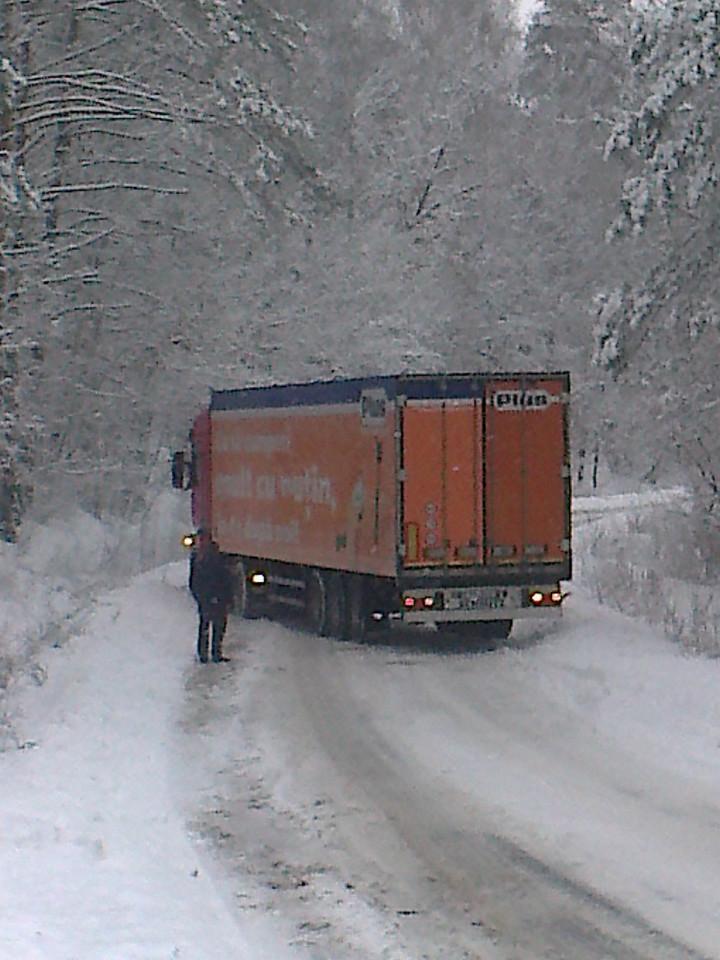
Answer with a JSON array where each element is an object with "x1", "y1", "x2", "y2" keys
[{"x1": 211, "y1": 621, "x2": 229, "y2": 662}]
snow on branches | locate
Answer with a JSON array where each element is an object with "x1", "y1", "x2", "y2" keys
[
  {"x1": 596, "y1": 0, "x2": 720, "y2": 502},
  {"x1": 605, "y1": 0, "x2": 718, "y2": 234},
  {"x1": 0, "y1": 0, "x2": 318, "y2": 531}
]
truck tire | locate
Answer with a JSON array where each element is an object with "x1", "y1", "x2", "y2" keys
[
  {"x1": 306, "y1": 568, "x2": 329, "y2": 635},
  {"x1": 344, "y1": 575, "x2": 368, "y2": 642},
  {"x1": 235, "y1": 559, "x2": 263, "y2": 619},
  {"x1": 324, "y1": 572, "x2": 346, "y2": 639},
  {"x1": 306, "y1": 569, "x2": 347, "y2": 638}
]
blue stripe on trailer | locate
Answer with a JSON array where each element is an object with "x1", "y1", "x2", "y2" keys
[{"x1": 210, "y1": 372, "x2": 570, "y2": 411}]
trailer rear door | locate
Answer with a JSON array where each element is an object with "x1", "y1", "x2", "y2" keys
[
  {"x1": 402, "y1": 399, "x2": 482, "y2": 567},
  {"x1": 484, "y1": 376, "x2": 568, "y2": 567}
]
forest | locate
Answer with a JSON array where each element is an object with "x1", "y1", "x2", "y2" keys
[{"x1": 1, "y1": 0, "x2": 718, "y2": 544}]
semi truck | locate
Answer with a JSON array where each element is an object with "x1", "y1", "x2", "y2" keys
[{"x1": 172, "y1": 372, "x2": 571, "y2": 643}]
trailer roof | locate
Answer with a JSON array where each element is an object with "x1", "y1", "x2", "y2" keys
[{"x1": 210, "y1": 371, "x2": 570, "y2": 411}]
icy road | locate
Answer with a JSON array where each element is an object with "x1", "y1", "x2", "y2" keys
[
  {"x1": 3, "y1": 526, "x2": 720, "y2": 958},
  {"x1": 186, "y1": 601, "x2": 720, "y2": 960}
]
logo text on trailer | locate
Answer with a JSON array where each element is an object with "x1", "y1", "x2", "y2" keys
[
  {"x1": 492, "y1": 389, "x2": 552, "y2": 411},
  {"x1": 361, "y1": 389, "x2": 388, "y2": 426}
]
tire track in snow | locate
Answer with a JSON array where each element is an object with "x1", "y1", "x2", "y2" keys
[{"x1": 278, "y1": 629, "x2": 712, "y2": 960}]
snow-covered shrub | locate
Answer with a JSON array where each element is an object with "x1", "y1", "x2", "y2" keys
[
  {"x1": 576, "y1": 491, "x2": 720, "y2": 655},
  {"x1": 19, "y1": 512, "x2": 141, "y2": 585},
  {"x1": 0, "y1": 533, "x2": 79, "y2": 744}
]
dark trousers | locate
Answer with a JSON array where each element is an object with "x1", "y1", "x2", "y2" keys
[{"x1": 197, "y1": 604, "x2": 228, "y2": 662}]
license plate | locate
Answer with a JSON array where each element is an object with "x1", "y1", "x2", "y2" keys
[{"x1": 444, "y1": 588, "x2": 507, "y2": 611}]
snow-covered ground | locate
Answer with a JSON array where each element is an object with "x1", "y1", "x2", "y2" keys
[
  {"x1": 0, "y1": 570, "x2": 260, "y2": 960},
  {"x1": 1, "y1": 492, "x2": 720, "y2": 959}
]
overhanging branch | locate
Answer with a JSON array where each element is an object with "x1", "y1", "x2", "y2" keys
[{"x1": 42, "y1": 182, "x2": 188, "y2": 198}]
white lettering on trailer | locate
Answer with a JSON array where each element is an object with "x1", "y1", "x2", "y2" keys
[
  {"x1": 214, "y1": 432, "x2": 292, "y2": 454},
  {"x1": 279, "y1": 467, "x2": 336, "y2": 511},
  {"x1": 255, "y1": 474, "x2": 277, "y2": 500},
  {"x1": 243, "y1": 518, "x2": 300, "y2": 544},
  {"x1": 221, "y1": 515, "x2": 300, "y2": 544},
  {"x1": 215, "y1": 465, "x2": 336, "y2": 511},
  {"x1": 215, "y1": 469, "x2": 254, "y2": 498}
]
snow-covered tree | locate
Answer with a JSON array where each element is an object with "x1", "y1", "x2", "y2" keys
[
  {"x1": 1, "y1": 0, "x2": 317, "y2": 524},
  {"x1": 0, "y1": 5, "x2": 46, "y2": 540},
  {"x1": 247, "y1": 0, "x2": 599, "y2": 377},
  {"x1": 598, "y1": 0, "x2": 719, "y2": 365},
  {"x1": 592, "y1": 0, "x2": 720, "y2": 502},
  {"x1": 606, "y1": 0, "x2": 718, "y2": 235}
]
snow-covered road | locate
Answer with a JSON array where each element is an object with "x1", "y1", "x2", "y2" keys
[
  {"x1": 0, "y1": 570, "x2": 290, "y2": 960},
  {"x1": 188, "y1": 602, "x2": 718, "y2": 960},
  {"x1": 3, "y1": 517, "x2": 720, "y2": 958}
]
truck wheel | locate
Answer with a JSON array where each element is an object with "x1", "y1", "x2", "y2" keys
[
  {"x1": 324, "y1": 572, "x2": 346, "y2": 639},
  {"x1": 306, "y1": 568, "x2": 329, "y2": 635},
  {"x1": 344, "y1": 575, "x2": 368, "y2": 642},
  {"x1": 235, "y1": 559, "x2": 263, "y2": 619},
  {"x1": 306, "y1": 570, "x2": 346, "y2": 637}
]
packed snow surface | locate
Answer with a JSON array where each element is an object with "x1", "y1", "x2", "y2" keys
[
  {"x1": 1, "y1": 492, "x2": 719, "y2": 959},
  {"x1": 0, "y1": 570, "x2": 275, "y2": 960}
]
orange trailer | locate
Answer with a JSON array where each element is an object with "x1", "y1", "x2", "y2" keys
[{"x1": 174, "y1": 372, "x2": 571, "y2": 642}]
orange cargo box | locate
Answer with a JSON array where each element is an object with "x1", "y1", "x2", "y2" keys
[
  {"x1": 210, "y1": 387, "x2": 398, "y2": 577},
  {"x1": 195, "y1": 373, "x2": 571, "y2": 588}
]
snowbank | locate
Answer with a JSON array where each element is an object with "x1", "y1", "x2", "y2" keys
[
  {"x1": 0, "y1": 494, "x2": 190, "y2": 741},
  {"x1": 575, "y1": 486, "x2": 720, "y2": 654}
]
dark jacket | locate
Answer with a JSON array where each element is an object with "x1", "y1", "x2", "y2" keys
[{"x1": 189, "y1": 545, "x2": 234, "y2": 612}]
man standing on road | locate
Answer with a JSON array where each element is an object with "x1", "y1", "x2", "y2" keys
[{"x1": 189, "y1": 534, "x2": 234, "y2": 663}]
